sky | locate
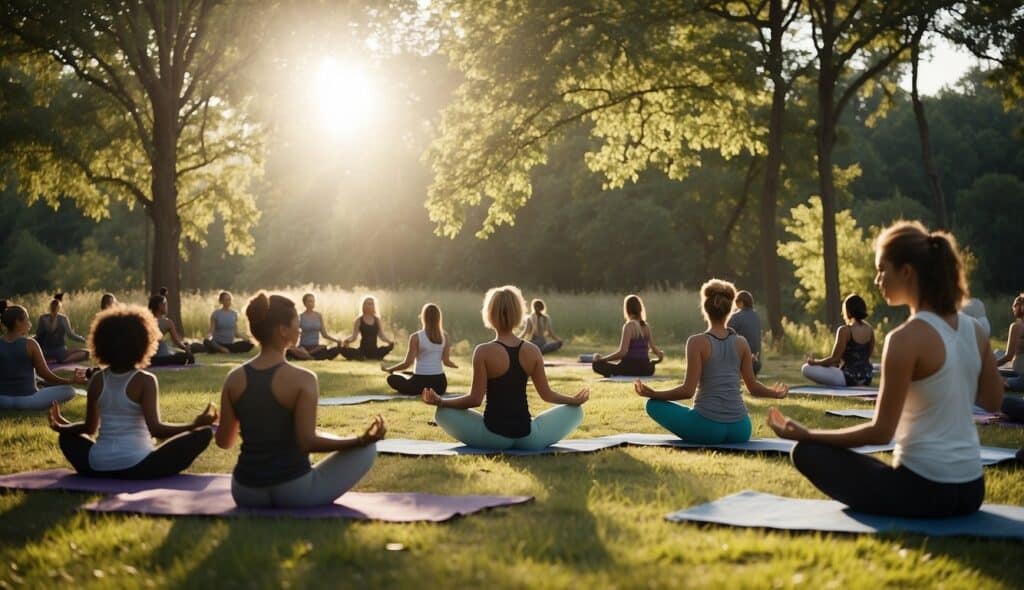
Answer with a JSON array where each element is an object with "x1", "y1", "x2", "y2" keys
[{"x1": 905, "y1": 33, "x2": 984, "y2": 95}]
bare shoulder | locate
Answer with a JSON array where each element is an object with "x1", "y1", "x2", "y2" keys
[{"x1": 283, "y1": 362, "x2": 317, "y2": 382}]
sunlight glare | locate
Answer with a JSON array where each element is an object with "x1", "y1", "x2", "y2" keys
[{"x1": 313, "y1": 57, "x2": 376, "y2": 136}]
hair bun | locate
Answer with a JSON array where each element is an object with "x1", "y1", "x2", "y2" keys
[
  {"x1": 159, "y1": 287, "x2": 168, "y2": 296},
  {"x1": 53, "y1": 292, "x2": 64, "y2": 301},
  {"x1": 246, "y1": 292, "x2": 270, "y2": 326}
]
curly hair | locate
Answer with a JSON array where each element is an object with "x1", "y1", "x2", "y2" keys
[{"x1": 89, "y1": 305, "x2": 161, "y2": 371}]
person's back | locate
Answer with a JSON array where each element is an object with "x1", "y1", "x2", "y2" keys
[
  {"x1": 155, "y1": 318, "x2": 172, "y2": 357},
  {"x1": 89, "y1": 370, "x2": 155, "y2": 471},
  {"x1": 840, "y1": 324, "x2": 874, "y2": 386},
  {"x1": 415, "y1": 331, "x2": 445, "y2": 375},
  {"x1": 625, "y1": 324, "x2": 650, "y2": 361},
  {"x1": 694, "y1": 331, "x2": 747, "y2": 423},
  {"x1": 895, "y1": 311, "x2": 982, "y2": 482},
  {"x1": 36, "y1": 314, "x2": 64, "y2": 350},
  {"x1": 483, "y1": 341, "x2": 532, "y2": 438},
  {"x1": 232, "y1": 363, "x2": 311, "y2": 487},
  {"x1": 0, "y1": 338, "x2": 35, "y2": 395},
  {"x1": 727, "y1": 308, "x2": 761, "y2": 360}
]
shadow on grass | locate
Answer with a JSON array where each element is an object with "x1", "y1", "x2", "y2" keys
[{"x1": 0, "y1": 490, "x2": 84, "y2": 546}]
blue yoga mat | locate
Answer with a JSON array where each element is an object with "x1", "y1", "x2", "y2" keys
[
  {"x1": 376, "y1": 437, "x2": 623, "y2": 456},
  {"x1": 597, "y1": 433, "x2": 894, "y2": 456},
  {"x1": 790, "y1": 385, "x2": 879, "y2": 398},
  {"x1": 666, "y1": 490, "x2": 1024, "y2": 539}
]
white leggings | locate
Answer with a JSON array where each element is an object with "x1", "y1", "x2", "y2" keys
[
  {"x1": 801, "y1": 364, "x2": 847, "y2": 387},
  {"x1": 0, "y1": 386, "x2": 79, "y2": 410},
  {"x1": 231, "y1": 443, "x2": 376, "y2": 508}
]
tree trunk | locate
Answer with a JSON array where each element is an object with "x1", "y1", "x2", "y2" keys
[
  {"x1": 910, "y1": 32, "x2": 948, "y2": 229},
  {"x1": 150, "y1": 104, "x2": 183, "y2": 323},
  {"x1": 816, "y1": 46, "x2": 842, "y2": 329},
  {"x1": 183, "y1": 239, "x2": 202, "y2": 290},
  {"x1": 759, "y1": 0, "x2": 786, "y2": 343}
]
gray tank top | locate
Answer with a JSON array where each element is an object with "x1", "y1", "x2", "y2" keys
[
  {"x1": 232, "y1": 363, "x2": 311, "y2": 487},
  {"x1": 211, "y1": 309, "x2": 237, "y2": 344},
  {"x1": 0, "y1": 338, "x2": 36, "y2": 395},
  {"x1": 299, "y1": 313, "x2": 321, "y2": 348},
  {"x1": 693, "y1": 330, "x2": 748, "y2": 423}
]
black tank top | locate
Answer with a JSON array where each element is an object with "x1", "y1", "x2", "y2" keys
[
  {"x1": 483, "y1": 341, "x2": 532, "y2": 438},
  {"x1": 232, "y1": 363, "x2": 311, "y2": 487},
  {"x1": 358, "y1": 318, "x2": 379, "y2": 354}
]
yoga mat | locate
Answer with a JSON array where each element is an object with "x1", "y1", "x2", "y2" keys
[
  {"x1": 665, "y1": 490, "x2": 1024, "y2": 539},
  {"x1": 876, "y1": 362, "x2": 1017, "y2": 379},
  {"x1": 827, "y1": 408, "x2": 1023, "y2": 427},
  {"x1": 596, "y1": 433, "x2": 895, "y2": 456},
  {"x1": 47, "y1": 363, "x2": 90, "y2": 373},
  {"x1": 148, "y1": 363, "x2": 201, "y2": 372},
  {"x1": 543, "y1": 358, "x2": 588, "y2": 367},
  {"x1": 790, "y1": 385, "x2": 879, "y2": 398},
  {"x1": 0, "y1": 469, "x2": 532, "y2": 522},
  {"x1": 318, "y1": 394, "x2": 461, "y2": 406},
  {"x1": 578, "y1": 354, "x2": 597, "y2": 363},
  {"x1": 376, "y1": 437, "x2": 624, "y2": 456},
  {"x1": 597, "y1": 375, "x2": 672, "y2": 383}
]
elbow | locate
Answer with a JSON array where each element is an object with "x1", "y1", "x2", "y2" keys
[
  {"x1": 215, "y1": 436, "x2": 232, "y2": 450},
  {"x1": 866, "y1": 424, "x2": 896, "y2": 445}
]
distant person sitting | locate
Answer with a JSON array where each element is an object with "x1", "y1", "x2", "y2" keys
[
  {"x1": 995, "y1": 293, "x2": 1024, "y2": 392},
  {"x1": 0, "y1": 301, "x2": 85, "y2": 410},
  {"x1": 801, "y1": 294, "x2": 875, "y2": 387},
  {"x1": 961, "y1": 297, "x2": 991, "y2": 338},
  {"x1": 636, "y1": 279, "x2": 787, "y2": 444},
  {"x1": 36, "y1": 293, "x2": 90, "y2": 364},
  {"x1": 339, "y1": 296, "x2": 395, "y2": 361},
  {"x1": 519, "y1": 299, "x2": 564, "y2": 354},
  {"x1": 100, "y1": 293, "x2": 118, "y2": 311},
  {"x1": 148, "y1": 288, "x2": 195, "y2": 366},
  {"x1": 216, "y1": 292, "x2": 385, "y2": 508},
  {"x1": 727, "y1": 290, "x2": 762, "y2": 375},
  {"x1": 49, "y1": 304, "x2": 216, "y2": 478},
  {"x1": 287, "y1": 293, "x2": 343, "y2": 361},
  {"x1": 592, "y1": 294, "x2": 664, "y2": 377},
  {"x1": 422, "y1": 285, "x2": 589, "y2": 450},
  {"x1": 383, "y1": 303, "x2": 458, "y2": 395},
  {"x1": 203, "y1": 291, "x2": 255, "y2": 354}
]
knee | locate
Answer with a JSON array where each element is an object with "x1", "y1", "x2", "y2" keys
[
  {"x1": 645, "y1": 398, "x2": 670, "y2": 420},
  {"x1": 560, "y1": 404, "x2": 584, "y2": 426},
  {"x1": 352, "y1": 442, "x2": 377, "y2": 470},
  {"x1": 800, "y1": 363, "x2": 812, "y2": 377},
  {"x1": 790, "y1": 440, "x2": 826, "y2": 472}
]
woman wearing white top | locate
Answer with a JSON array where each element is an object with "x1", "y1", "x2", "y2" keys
[
  {"x1": 383, "y1": 303, "x2": 458, "y2": 395},
  {"x1": 767, "y1": 221, "x2": 1003, "y2": 517},
  {"x1": 49, "y1": 305, "x2": 217, "y2": 479}
]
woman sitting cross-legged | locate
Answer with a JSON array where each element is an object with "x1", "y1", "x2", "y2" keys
[
  {"x1": 383, "y1": 303, "x2": 458, "y2": 396},
  {"x1": 216, "y1": 292, "x2": 386, "y2": 508},
  {"x1": 421, "y1": 285, "x2": 589, "y2": 450},
  {"x1": 801, "y1": 294, "x2": 875, "y2": 387},
  {"x1": 148, "y1": 288, "x2": 196, "y2": 366},
  {"x1": 49, "y1": 305, "x2": 216, "y2": 479},
  {"x1": 635, "y1": 279, "x2": 787, "y2": 444},
  {"x1": 592, "y1": 294, "x2": 665, "y2": 377},
  {"x1": 339, "y1": 296, "x2": 396, "y2": 361},
  {"x1": 287, "y1": 293, "x2": 343, "y2": 361},
  {"x1": 202, "y1": 291, "x2": 255, "y2": 354},
  {"x1": 519, "y1": 299, "x2": 564, "y2": 354},
  {"x1": 768, "y1": 221, "x2": 1004, "y2": 518},
  {"x1": 0, "y1": 301, "x2": 86, "y2": 410},
  {"x1": 36, "y1": 293, "x2": 90, "y2": 364}
]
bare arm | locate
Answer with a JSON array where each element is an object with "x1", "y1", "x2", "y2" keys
[
  {"x1": 637, "y1": 336, "x2": 703, "y2": 401},
  {"x1": 429, "y1": 345, "x2": 488, "y2": 409},
  {"x1": 646, "y1": 326, "x2": 664, "y2": 361},
  {"x1": 49, "y1": 372, "x2": 102, "y2": 435},
  {"x1": 442, "y1": 334, "x2": 458, "y2": 369},
  {"x1": 166, "y1": 319, "x2": 188, "y2": 350},
  {"x1": 809, "y1": 326, "x2": 849, "y2": 366},
  {"x1": 318, "y1": 313, "x2": 341, "y2": 345},
  {"x1": 737, "y1": 337, "x2": 787, "y2": 398},
  {"x1": 545, "y1": 318, "x2": 562, "y2": 342},
  {"x1": 215, "y1": 369, "x2": 243, "y2": 449},
  {"x1": 996, "y1": 323, "x2": 1019, "y2": 366},
  {"x1": 383, "y1": 334, "x2": 417, "y2": 373},
  {"x1": 28, "y1": 340, "x2": 81, "y2": 385},
  {"x1": 61, "y1": 315, "x2": 86, "y2": 343},
  {"x1": 377, "y1": 318, "x2": 395, "y2": 346},
  {"x1": 526, "y1": 345, "x2": 588, "y2": 405},
  {"x1": 596, "y1": 323, "x2": 632, "y2": 362},
  {"x1": 975, "y1": 323, "x2": 1004, "y2": 413},
  {"x1": 139, "y1": 373, "x2": 216, "y2": 440},
  {"x1": 292, "y1": 371, "x2": 384, "y2": 452}
]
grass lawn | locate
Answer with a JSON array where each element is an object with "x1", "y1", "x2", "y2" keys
[{"x1": 1, "y1": 346, "x2": 1021, "y2": 589}]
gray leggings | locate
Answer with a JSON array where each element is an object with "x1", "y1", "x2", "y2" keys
[
  {"x1": 0, "y1": 385, "x2": 78, "y2": 410},
  {"x1": 231, "y1": 443, "x2": 376, "y2": 508},
  {"x1": 530, "y1": 336, "x2": 562, "y2": 355}
]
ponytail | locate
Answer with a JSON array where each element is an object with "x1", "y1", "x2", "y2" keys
[
  {"x1": 49, "y1": 292, "x2": 63, "y2": 315},
  {"x1": 876, "y1": 221, "x2": 966, "y2": 315},
  {"x1": 422, "y1": 303, "x2": 443, "y2": 344}
]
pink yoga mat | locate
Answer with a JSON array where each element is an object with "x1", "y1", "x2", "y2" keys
[{"x1": 0, "y1": 469, "x2": 532, "y2": 522}]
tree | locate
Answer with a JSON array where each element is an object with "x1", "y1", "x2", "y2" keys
[
  {"x1": 0, "y1": 1, "x2": 264, "y2": 320},
  {"x1": 955, "y1": 173, "x2": 1024, "y2": 294},
  {"x1": 424, "y1": 1, "x2": 765, "y2": 242}
]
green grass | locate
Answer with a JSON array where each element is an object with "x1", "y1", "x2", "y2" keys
[{"x1": 0, "y1": 348, "x2": 1022, "y2": 590}]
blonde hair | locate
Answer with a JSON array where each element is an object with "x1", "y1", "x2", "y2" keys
[
  {"x1": 482, "y1": 285, "x2": 526, "y2": 332},
  {"x1": 701, "y1": 279, "x2": 736, "y2": 322},
  {"x1": 421, "y1": 303, "x2": 443, "y2": 344}
]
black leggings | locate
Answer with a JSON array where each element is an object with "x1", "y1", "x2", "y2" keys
[
  {"x1": 791, "y1": 441, "x2": 984, "y2": 517},
  {"x1": 150, "y1": 351, "x2": 195, "y2": 366},
  {"x1": 592, "y1": 357, "x2": 657, "y2": 377},
  {"x1": 203, "y1": 339, "x2": 254, "y2": 354},
  {"x1": 58, "y1": 427, "x2": 213, "y2": 480},
  {"x1": 1001, "y1": 395, "x2": 1024, "y2": 422},
  {"x1": 287, "y1": 345, "x2": 343, "y2": 361},
  {"x1": 387, "y1": 373, "x2": 447, "y2": 396},
  {"x1": 340, "y1": 344, "x2": 394, "y2": 361}
]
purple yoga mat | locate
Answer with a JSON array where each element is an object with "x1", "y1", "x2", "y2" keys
[{"x1": 0, "y1": 469, "x2": 532, "y2": 522}]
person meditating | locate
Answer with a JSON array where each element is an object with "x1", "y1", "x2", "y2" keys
[
  {"x1": 768, "y1": 221, "x2": 1004, "y2": 517},
  {"x1": 216, "y1": 292, "x2": 386, "y2": 508},
  {"x1": 0, "y1": 301, "x2": 85, "y2": 410},
  {"x1": 727, "y1": 290, "x2": 762, "y2": 375},
  {"x1": 339, "y1": 296, "x2": 395, "y2": 361},
  {"x1": 635, "y1": 280, "x2": 787, "y2": 443},
  {"x1": 287, "y1": 293, "x2": 343, "y2": 361},
  {"x1": 36, "y1": 293, "x2": 89, "y2": 364},
  {"x1": 801, "y1": 294, "x2": 875, "y2": 387},
  {"x1": 995, "y1": 293, "x2": 1023, "y2": 391},
  {"x1": 148, "y1": 288, "x2": 195, "y2": 366},
  {"x1": 519, "y1": 299, "x2": 564, "y2": 354},
  {"x1": 49, "y1": 304, "x2": 216, "y2": 478},
  {"x1": 383, "y1": 303, "x2": 458, "y2": 396},
  {"x1": 592, "y1": 294, "x2": 665, "y2": 377},
  {"x1": 421, "y1": 285, "x2": 589, "y2": 450},
  {"x1": 203, "y1": 291, "x2": 255, "y2": 354}
]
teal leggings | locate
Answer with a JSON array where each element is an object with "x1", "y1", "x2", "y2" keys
[
  {"x1": 645, "y1": 399, "x2": 751, "y2": 444},
  {"x1": 435, "y1": 405, "x2": 584, "y2": 451}
]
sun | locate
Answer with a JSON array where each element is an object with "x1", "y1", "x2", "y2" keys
[{"x1": 312, "y1": 57, "x2": 376, "y2": 136}]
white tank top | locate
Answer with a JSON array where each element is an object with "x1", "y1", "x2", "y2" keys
[
  {"x1": 89, "y1": 370, "x2": 155, "y2": 471},
  {"x1": 893, "y1": 311, "x2": 982, "y2": 483},
  {"x1": 414, "y1": 330, "x2": 445, "y2": 375}
]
